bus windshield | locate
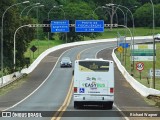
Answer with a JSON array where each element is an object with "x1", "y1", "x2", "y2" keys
[{"x1": 78, "y1": 61, "x2": 109, "y2": 72}]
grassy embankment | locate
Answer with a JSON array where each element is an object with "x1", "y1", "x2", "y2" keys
[
  {"x1": 25, "y1": 27, "x2": 160, "y2": 61},
  {"x1": 115, "y1": 43, "x2": 160, "y2": 90},
  {"x1": 24, "y1": 39, "x2": 64, "y2": 63}
]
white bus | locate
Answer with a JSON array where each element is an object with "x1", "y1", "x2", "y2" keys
[{"x1": 73, "y1": 58, "x2": 114, "y2": 109}]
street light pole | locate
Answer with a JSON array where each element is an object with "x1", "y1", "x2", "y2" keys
[
  {"x1": 114, "y1": 7, "x2": 126, "y2": 64},
  {"x1": 106, "y1": 4, "x2": 127, "y2": 64},
  {"x1": 115, "y1": 7, "x2": 126, "y2": 26},
  {"x1": 1, "y1": 1, "x2": 30, "y2": 85},
  {"x1": 20, "y1": 3, "x2": 40, "y2": 19},
  {"x1": 119, "y1": 5, "x2": 135, "y2": 74},
  {"x1": 102, "y1": 6, "x2": 119, "y2": 47},
  {"x1": 150, "y1": 0, "x2": 155, "y2": 89},
  {"x1": 126, "y1": 6, "x2": 137, "y2": 27},
  {"x1": 36, "y1": 5, "x2": 39, "y2": 55},
  {"x1": 118, "y1": 25, "x2": 133, "y2": 44},
  {"x1": 13, "y1": 25, "x2": 30, "y2": 75},
  {"x1": 107, "y1": 3, "x2": 135, "y2": 75},
  {"x1": 26, "y1": 5, "x2": 44, "y2": 16},
  {"x1": 47, "y1": 7, "x2": 55, "y2": 45},
  {"x1": 58, "y1": 7, "x2": 67, "y2": 43},
  {"x1": 92, "y1": 6, "x2": 102, "y2": 19},
  {"x1": 26, "y1": 4, "x2": 44, "y2": 56},
  {"x1": 102, "y1": 6, "x2": 119, "y2": 25},
  {"x1": 49, "y1": 5, "x2": 67, "y2": 43}
]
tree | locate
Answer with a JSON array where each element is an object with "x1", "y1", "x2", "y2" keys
[
  {"x1": 16, "y1": 17, "x2": 35, "y2": 69},
  {"x1": 155, "y1": 4, "x2": 160, "y2": 27},
  {"x1": 0, "y1": 0, "x2": 35, "y2": 73},
  {"x1": 134, "y1": 3, "x2": 160, "y2": 27},
  {"x1": 60, "y1": 1, "x2": 99, "y2": 42}
]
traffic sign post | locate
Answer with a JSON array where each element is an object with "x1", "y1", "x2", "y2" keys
[
  {"x1": 75, "y1": 20, "x2": 104, "y2": 32},
  {"x1": 30, "y1": 45, "x2": 37, "y2": 59},
  {"x1": 119, "y1": 43, "x2": 129, "y2": 48},
  {"x1": 117, "y1": 46, "x2": 123, "y2": 53},
  {"x1": 136, "y1": 62, "x2": 144, "y2": 80},
  {"x1": 50, "y1": 20, "x2": 69, "y2": 33}
]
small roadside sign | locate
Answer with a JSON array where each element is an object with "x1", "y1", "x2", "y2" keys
[
  {"x1": 30, "y1": 45, "x2": 37, "y2": 52},
  {"x1": 136, "y1": 62, "x2": 144, "y2": 72},
  {"x1": 117, "y1": 46, "x2": 123, "y2": 53},
  {"x1": 149, "y1": 69, "x2": 160, "y2": 78},
  {"x1": 30, "y1": 45, "x2": 37, "y2": 59},
  {"x1": 136, "y1": 62, "x2": 144, "y2": 80}
]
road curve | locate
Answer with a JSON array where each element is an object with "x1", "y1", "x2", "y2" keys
[{"x1": 0, "y1": 40, "x2": 159, "y2": 120}]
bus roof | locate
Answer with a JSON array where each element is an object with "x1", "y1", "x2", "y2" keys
[{"x1": 76, "y1": 58, "x2": 113, "y2": 62}]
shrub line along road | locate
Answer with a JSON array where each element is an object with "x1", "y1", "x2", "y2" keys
[{"x1": 0, "y1": 41, "x2": 159, "y2": 120}]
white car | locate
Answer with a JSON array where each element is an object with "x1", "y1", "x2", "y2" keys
[
  {"x1": 154, "y1": 34, "x2": 160, "y2": 40},
  {"x1": 60, "y1": 57, "x2": 72, "y2": 67}
]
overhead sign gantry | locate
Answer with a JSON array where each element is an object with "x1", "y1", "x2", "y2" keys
[
  {"x1": 50, "y1": 20, "x2": 70, "y2": 33},
  {"x1": 75, "y1": 20, "x2": 104, "y2": 32}
]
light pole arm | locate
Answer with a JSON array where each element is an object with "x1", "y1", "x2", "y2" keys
[
  {"x1": 113, "y1": 4, "x2": 135, "y2": 72},
  {"x1": 27, "y1": 6, "x2": 38, "y2": 16},
  {"x1": 150, "y1": 0, "x2": 155, "y2": 36},
  {"x1": 92, "y1": 6, "x2": 102, "y2": 18},
  {"x1": 48, "y1": 7, "x2": 55, "y2": 19},
  {"x1": 116, "y1": 5, "x2": 135, "y2": 30},
  {"x1": 20, "y1": 5, "x2": 32, "y2": 18},
  {"x1": 14, "y1": 25, "x2": 30, "y2": 71},
  {"x1": 118, "y1": 25, "x2": 133, "y2": 41},
  {"x1": 115, "y1": 7, "x2": 125, "y2": 25},
  {"x1": 102, "y1": 6, "x2": 112, "y2": 18},
  {"x1": 103, "y1": 6, "x2": 118, "y2": 24},
  {"x1": 20, "y1": 3, "x2": 41, "y2": 18},
  {"x1": 2, "y1": 3, "x2": 21, "y2": 23},
  {"x1": 59, "y1": 8, "x2": 66, "y2": 19},
  {"x1": 1, "y1": 2, "x2": 22, "y2": 51}
]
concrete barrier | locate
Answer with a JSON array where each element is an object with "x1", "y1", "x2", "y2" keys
[
  {"x1": 0, "y1": 71, "x2": 23, "y2": 87},
  {"x1": 112, "y1": 48, "x2": 160, "y2": 97},
  {"x1": 21, "y1": 36, "x2": 152, "y2": 74},
  {"x1": 21, "y1": 38, "x2": 116, "y2": 74}
]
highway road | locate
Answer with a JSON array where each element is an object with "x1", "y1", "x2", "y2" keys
[{"x1": 0, "y1": 40, "x2": 159, "y2": 120}]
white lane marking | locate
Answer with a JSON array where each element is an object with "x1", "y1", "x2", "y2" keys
[
  {"x1": 3, "y1": 47, "x2": 74, "y2": 111},
  {"x1": 3, "y1": 44, "x2": 103, "y2": 111},
  {"x1": 96, "y1": 47, "x2": 130, "y2": 120},
  {"x1": 113, "y1": 104, "x2": 130, "y2": 120},
  {"x1": 95, "y1": 44, "x2": 116, "y2": 58}
]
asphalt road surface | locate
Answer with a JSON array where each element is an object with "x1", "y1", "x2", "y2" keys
[{"x1": 0, "y1": 40, "x2": 159, "y2": 120}]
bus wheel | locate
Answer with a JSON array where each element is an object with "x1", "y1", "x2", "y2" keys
[
  {"x1": 103, "y1": 102, "x2": 113, "y2": 109},
  {"x1": 72, "y1": 70, "x2": 74, "y2": 76},
  {"x1": 108, "y1": 102, "x2": 113, "y2": 109},
  {"x1": 74, "y1": 102, "x2": 79, "y2": 109}
]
